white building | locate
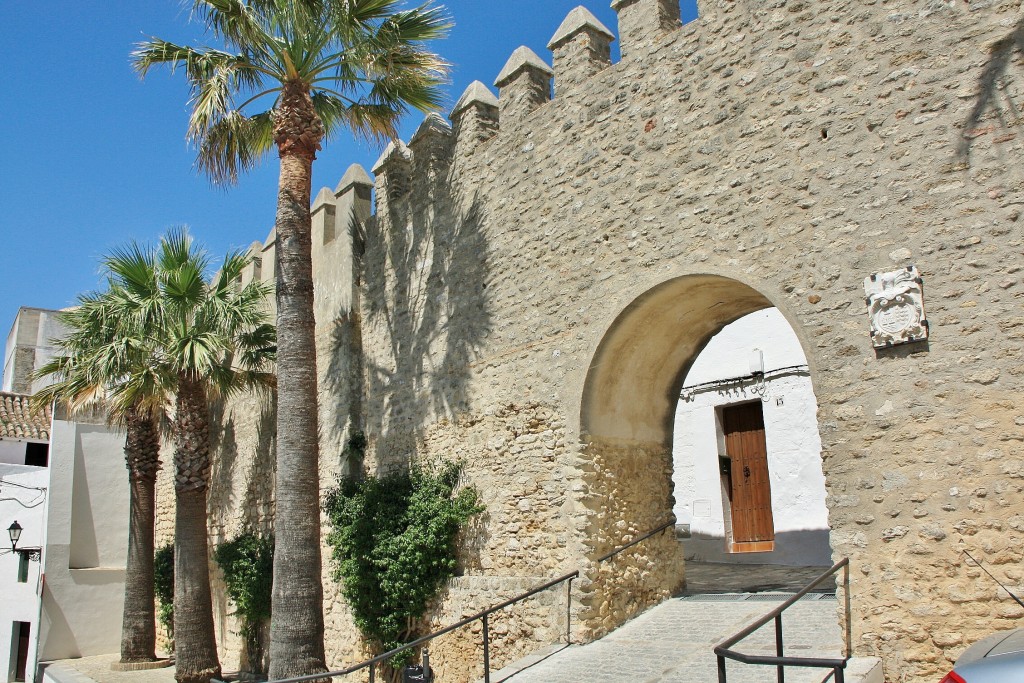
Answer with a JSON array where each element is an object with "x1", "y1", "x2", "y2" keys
[
  {"x1": 0, "y1": 392, "x2": 50, "y2": 683},
  {"x1": 672, "y1": 308, "x2": 832, "y2": 567},
  {"x1": 1, "y1": 309, "x2": 126, "y2": 682}
]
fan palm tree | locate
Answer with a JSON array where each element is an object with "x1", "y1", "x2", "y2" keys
[
  {"x1": 67, "y1": 230, "x2": 275, "y2": 683},
  {"x1": 133, "y1": 2, "x2": 450, "y2": 678},
  {"x1": 34, "y1": 297, "x2": 165, "y2": 665}
]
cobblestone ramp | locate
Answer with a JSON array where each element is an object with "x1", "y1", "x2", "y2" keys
[{"x1": 493, "y1": 594, "x2": 844, "y2": 683}]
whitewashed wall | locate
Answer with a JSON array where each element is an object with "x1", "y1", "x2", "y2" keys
[
  {"x1": 37, "y1": 417, "x2": 127, "y2": 665},
  {"x1": 672, "y1": 308, "x2": 832, "y2": 566}
]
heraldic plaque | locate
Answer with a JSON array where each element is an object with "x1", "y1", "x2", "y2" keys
[{"x1": 864, "y1": 265, "x2": 928, "y2": 348}]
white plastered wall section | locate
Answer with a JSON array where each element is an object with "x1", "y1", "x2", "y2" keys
[
  {"x1": 28, "y1": 313, "x2": 68, "y2": 397},
  {"x1": 0, "y1": 463, "x2": 47, "y2": 683},
  {"x1": 671, "y1": 308, "x2": 832, "y2": 566},
  {"x1": 37, "y1": 417, "x2": 127, "y2": 664},
  {"x1": 2, "y1": 321, "x2": 20, "y2": 393}
]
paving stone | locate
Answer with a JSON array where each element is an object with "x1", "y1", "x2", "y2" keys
[{"x1": 498, "y1": 594, "x2": 843, "y2": 683}]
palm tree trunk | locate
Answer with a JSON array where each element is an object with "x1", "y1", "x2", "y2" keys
[
  {"x1": 173, "y1": 376, "x2": 221, "y2": 683},
  {"x1": 268, "y1": 81, "x2": 328, "y2": 681},
  {"x1": 121, "y1": 409, "x2": 161, "y2": 662}
]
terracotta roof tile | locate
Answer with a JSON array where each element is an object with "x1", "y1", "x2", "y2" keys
[{"x1": 0, "y1": 392, "x2": 51, "y2": 441}]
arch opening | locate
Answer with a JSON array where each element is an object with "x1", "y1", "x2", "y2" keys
[
  {"x1": 577, "y1": 274, "x2": 832, "y2": 634},
  {"x1": 672, "y1": 308, "x2": 833, "y2": 577}
]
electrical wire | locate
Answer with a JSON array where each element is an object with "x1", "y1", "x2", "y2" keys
[
  {"x1": 0, "y1": 495, "x2": 46, "y2": 509},
  {"x1": 679, "y1": 364, "x2": 810, "y2": 401},
  {"x1": 0, "y1": 478, "x2": 47, "y2": 492},
  {"x1": 0, "y1": 476, "x2": 48, "y2": 509}
]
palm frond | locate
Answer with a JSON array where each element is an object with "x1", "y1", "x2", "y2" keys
[
  {"x1": 191, "y1": 0, "x2": 274, "y2": 54},
  {"x1": 140, "y1": 0, "x2": 451, "y2": 181},
  {"x1": 376, "y1": 4, "x2": 452, "y2": 44},
  {"x1": 196, "y1": 110, "x2": 275, "y2": 185},
  {"x1": 133, "y1": 40, "x2": 262, "y2": 89},
  {"x1": 104, "y1": 242, "x2": 158, "y2": 295},
  {"x1": 311, "y1": 92, "x2": 394, "y2": 142},
  {"x1": 332, "y1": 0, "x2": 407, "y2": 36},
  {"x1": 186, "y1": 58, "x2": 268, "y2": 138},
  {"x1": 131, "y1": 38, "x2": 197, "y2": 77},
  {"x1": 159, "y1": 229, "x2": 210, "y2": 275}
]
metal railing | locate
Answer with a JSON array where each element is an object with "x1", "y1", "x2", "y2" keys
[
  {"x1": 713, "y1": 558, "x2": 852, "y2": 683},
  {"x1": 270, "y1": 519, "x2": 676, "y2": 683}
]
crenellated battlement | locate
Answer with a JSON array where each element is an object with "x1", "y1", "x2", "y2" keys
[
  {"x1": 494, "y1": 46, "x2": 555, "y2": 127},
  {"x1": 548, "y1": 7, "x2": 615, "y2": 96},
  {"x1": 450, "y1": 80, "x2": 499, "y2": 157},
  {"x1": 310, "y1": 1, "x2": 693, "y2": 200},
  {"x1": 250, "y1": 2, "x2": 694, "y2": 263}
]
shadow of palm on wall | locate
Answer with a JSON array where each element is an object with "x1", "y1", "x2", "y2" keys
[
  {"x1": 959, "y1": 15, "x2": 1023, "y2": 159},
  {"x1": 342, "y1": 164, "x2": 492, "y2": 470}
]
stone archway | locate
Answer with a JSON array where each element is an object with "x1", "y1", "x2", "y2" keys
[{"x1": 577, "y1": 273, "x2": 830, "y2": 635}]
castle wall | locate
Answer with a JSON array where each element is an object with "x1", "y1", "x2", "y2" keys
[
  {"x1": 362, "y1": 1, "x2": 1024, "y2": 679},
  {"x1": 157, "y1": 1, "x2": 1024, "y2": 681}
]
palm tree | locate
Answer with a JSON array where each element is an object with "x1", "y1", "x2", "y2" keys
[
  {"x1": 117, "y1": 231, "x2": 275, "y2": 683},
  {"x1": 88, "y1": 230, "x2": 275, "y2": 683},
  {"x1": 133, "y1": 2, "x2": 450, "y2": 678},
  {"x1": 34, "y1": 297, "x2": 165, "y2": 665}
]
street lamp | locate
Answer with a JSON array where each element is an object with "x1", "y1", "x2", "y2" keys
[{"x1": 7, "y1": 520, "x2": 40, "y2": 561}]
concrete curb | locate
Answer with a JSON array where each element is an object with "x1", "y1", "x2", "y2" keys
[
  {"x1": 109, "y1": 660, "x2": 173, "y2": 672},
  {"x1": 846, "y1": 657, "x2": 884, "y2": 683},
  {"x1": 39, "y1": 662, "x2": 97, "y2": 683}
]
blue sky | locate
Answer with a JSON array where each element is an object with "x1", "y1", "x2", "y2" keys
[{"x1": 0, "y1": 1, "x2": 697, "y2": 337}]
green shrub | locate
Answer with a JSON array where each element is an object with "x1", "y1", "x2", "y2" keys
[
  {"x1": 324, "y1": 461, "x2": 483, "y2": 663},
  {"x1": 214, "y1": 533, "x2": 274, "y2": 676},
  {"x1": 154, "y1": 544, "x2": 175, "y2": 648}
]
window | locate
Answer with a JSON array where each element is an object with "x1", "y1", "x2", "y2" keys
[
  {"x1": 24, "y1": 442, "x2": 48, "y2": 468},
  {"x1": 16, "y1": 552, "x2": 28, "y2": 583}
]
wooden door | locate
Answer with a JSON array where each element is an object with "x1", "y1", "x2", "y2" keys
[{"x1": 722, "y1": 402, "x2": 774, "y2": 550}]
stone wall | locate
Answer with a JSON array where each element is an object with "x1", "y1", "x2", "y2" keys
[
  {"x1": 153, "y1": 1, "x2": 1024, "y2": 681},
  {"x1": 2, "y1": 308, "x2": 70, "y2": 395}
]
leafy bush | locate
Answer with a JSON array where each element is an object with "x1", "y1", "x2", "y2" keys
[
  {"x1": 214, "y1": 533, "x2": 274, "y2": 623},
  {"x1": 214, "y1": 533, "x2": 274, "y2": 676},
  {"x1": 324, "y1": 461, "x2": 483, "y2": 662},
  {"x1": 154, "y1": 544, "x2": 175, "y2": 647}
]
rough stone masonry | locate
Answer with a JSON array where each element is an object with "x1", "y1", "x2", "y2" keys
[{"x1": 154, "y1": 1, "x2": 1024, "y2": 681}]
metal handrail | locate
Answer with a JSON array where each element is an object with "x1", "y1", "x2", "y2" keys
[
  {"x1": 595, "y1": 520, "x2": 677, "y2": 563},
  {"x1": 713, "y1": 558, "x2": 852, "y2": 683},
  {"x1": 269, "y1": 519, "x2": 676, "y2": 683}
]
